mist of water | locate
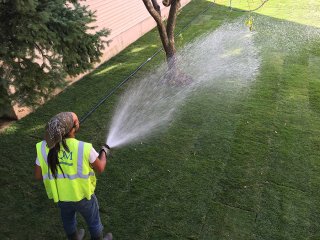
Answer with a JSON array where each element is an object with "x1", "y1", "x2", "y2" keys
[
  {"x1": 106, "y1": 20, "x2": 261, "y2": 148},
  {"x1": 104, "y1": 5, "x2": 320, "y2": 148},
  {"x1": 252, "y1": 16, "x2": 320, "y2": 55}
]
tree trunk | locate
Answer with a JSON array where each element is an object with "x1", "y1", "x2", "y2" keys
[
  {"x1": 143, "y1": 0, "x2": 193, "y2": 86},
  {"x1": 142, "y1": 0, "x2": 180, "y2": 66},
  {"x1": 166, "y1": 0, "x2": 180, "y2": 57}
]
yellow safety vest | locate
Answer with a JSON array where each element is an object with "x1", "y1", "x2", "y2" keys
[{"x1": 36, "y1": 138, "x2": 97, "y2": 203}]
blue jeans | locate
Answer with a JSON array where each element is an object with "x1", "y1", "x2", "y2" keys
[{"x1": 58, "y1": 194, "x2": 103, "y2": 239}]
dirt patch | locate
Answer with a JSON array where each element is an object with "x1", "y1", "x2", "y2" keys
[{"x1": 0, "y1": 119, "x2": 16, "y2": 132}]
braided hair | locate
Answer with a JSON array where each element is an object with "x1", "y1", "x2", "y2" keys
[{"x1": 47, "y1": 137, "x2": 70, "y2": 178}]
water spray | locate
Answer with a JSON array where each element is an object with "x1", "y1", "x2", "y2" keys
[
  {"x1": 106, "y1": 20, "x2": 261, "y2": 149},
  {"x1": 79, "y1": 3, "x2": 215, "y2": 126}
]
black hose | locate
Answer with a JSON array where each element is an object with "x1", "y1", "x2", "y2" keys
[{"x1": 229, "y1": 0, "x2": 269, "y2": 12}]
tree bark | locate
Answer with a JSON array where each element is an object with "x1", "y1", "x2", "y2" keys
[
  {"x1": 142, "y1": 0, "x2": 180, "y2": 64},
  {"x1": 143, "y1": 0, "x2": 193, "y2": 86},
  {"x1": 166, "y1": 0, "x2": 180, "y2": 58}
]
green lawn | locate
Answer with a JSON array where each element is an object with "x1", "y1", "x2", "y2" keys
[{"x1": 1, "y1": 0, "x2": 320, "y2": 239}]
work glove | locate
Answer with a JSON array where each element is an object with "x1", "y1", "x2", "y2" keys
[{"x1": 100, "y1": 144, "x2": 111, "y2": 157}]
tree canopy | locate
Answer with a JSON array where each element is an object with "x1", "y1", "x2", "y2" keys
[{"x1": 0, "y1": 0, "x2": 109, "y2": 118}]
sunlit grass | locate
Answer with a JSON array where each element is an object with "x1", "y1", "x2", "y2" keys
[
  {"x1": 214, "y1": 0, "x2": 320, "y2": 28},
  {"x1": 130, "y1": 46, "x2": 148, "y2": 53},
  {"x1": 93, "y1": 63, "x2": 123, "y2": 76}
]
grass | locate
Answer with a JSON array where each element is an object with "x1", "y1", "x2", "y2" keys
[{"x1": 1, "y1": 0, "x2": 320, "y2": 239}]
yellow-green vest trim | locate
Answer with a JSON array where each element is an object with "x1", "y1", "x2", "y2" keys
[{"x1": 36, "y1": 138, "x2": 97, "y2": 203}]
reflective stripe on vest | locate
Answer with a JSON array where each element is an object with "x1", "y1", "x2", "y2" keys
[{"x1": 40, "y1": 141, "x2": 94, "y2": 180}]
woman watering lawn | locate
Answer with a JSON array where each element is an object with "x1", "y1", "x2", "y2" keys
[{"x1": 34, "y1": 112, "x2": 113, "y2": 240}]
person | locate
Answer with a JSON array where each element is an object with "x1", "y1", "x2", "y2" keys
[{"x1": 34, "y1": 112, "x2": 112, "y2": 240}]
